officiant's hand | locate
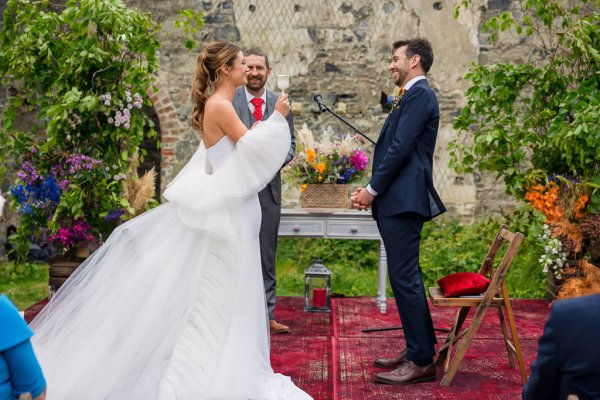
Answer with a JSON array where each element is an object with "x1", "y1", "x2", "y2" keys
[{"x1": 351, "y1": 187, "x2": 373, "y2": 211}]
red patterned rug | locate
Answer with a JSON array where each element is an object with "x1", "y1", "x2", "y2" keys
[{"x1": 27, "y1": 296, "x2": 550, "y2": 400}]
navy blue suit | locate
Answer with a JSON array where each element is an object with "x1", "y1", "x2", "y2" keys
[
  {"x1": 523, "y1": 293, "x2": 600, "y2": 400},
  {"x1": 370, "y1": 78, "x2": 445, "y2": 362}
]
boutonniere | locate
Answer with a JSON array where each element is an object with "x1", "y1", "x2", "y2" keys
[{"x1": 386, "y1": 87, "x2": 407, "y2": 112}]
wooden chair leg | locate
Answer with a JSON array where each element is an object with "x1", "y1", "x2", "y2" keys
[
  {"x1": 497, "y1": 305, "x2": 515, "y2": 368},
  {"x1": 436, "y1": 307, "x2": 469, "y2": 368},
  {"x1": 440, "y1": 302, "x2": 490, "y2": 386},
  {"x1": 502, "y1": 292, "x2": 528, "y2": 384}
]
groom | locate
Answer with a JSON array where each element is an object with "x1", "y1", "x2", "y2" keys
[
  {"x1": 351, "y1": 38, "x2": 446, "y2": 384},
  {"x1": 233, "y1": 48, "x2": 295, "y2": 334}
]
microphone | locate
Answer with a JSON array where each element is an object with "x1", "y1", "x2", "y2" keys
[
  {"x1": 312, "y1": 92, "x2": 376, "y2": 145},
  {"x1": 313, "y1": 94, "x2": 327, "y2": 113}
]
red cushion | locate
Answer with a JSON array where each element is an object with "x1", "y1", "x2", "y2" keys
[{"x1": 437, "y1": 272, "x2": 491, "y2": 297}]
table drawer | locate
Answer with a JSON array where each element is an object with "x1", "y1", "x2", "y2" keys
[
  {"x1": 279, "y1": 220, "x2": 326, "y2": 236},
  {"x1": 326, "y1": 222, "x2": 380, "y2": 238}
]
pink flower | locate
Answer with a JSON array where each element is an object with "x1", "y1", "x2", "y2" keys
[{"x1": 350, "y1": 150, "x2": 368, "y2": 171}]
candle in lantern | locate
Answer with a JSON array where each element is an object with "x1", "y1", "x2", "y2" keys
[{"x1": 312, "y1": 288, "x2": 327, "y2": 308}]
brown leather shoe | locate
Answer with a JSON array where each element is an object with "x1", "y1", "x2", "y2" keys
[
  {"x1": 269, "y1": 319, "x2": 290, "y2": 333},
  {"x1": 373, "y1": 350, "x2": 407, "y2": 369},
  {"x1": 374, "y1": 361, "x2": 436, "y2": 385}
]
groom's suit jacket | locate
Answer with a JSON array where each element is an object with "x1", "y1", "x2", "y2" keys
[
  {"x1": 233, "y1": 87, "x2": 295, "y2": 204},
  {"x1": 370, "y1": 79, "x2": 445, "y2": 220}
]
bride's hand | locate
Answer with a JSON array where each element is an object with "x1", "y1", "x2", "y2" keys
[{"x1": 275, "y1": 93, "x2": 290, "y2": 117}]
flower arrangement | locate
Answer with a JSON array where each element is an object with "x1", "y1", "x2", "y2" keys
[
  {"x1": 284, "y1": 124, "x2": 369, "y2": 189},
  {"x1": 0, "y1": 0, "x2": 160, "y2": 260},
  {"x1": 525, "y1": 176, "x2": 600, "y2": 279}
]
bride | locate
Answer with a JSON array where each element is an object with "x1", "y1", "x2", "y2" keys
[{"x1": 30, "y1": 41, "x2": 313, "y2": 400}]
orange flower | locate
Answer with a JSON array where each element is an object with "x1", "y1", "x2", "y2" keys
[
  {"x1": 574, "y1": 193, "x2": 589, "y2": 219},
  {"x1": 316, "y1": 162, "x2": 326, "y2": 174},
  {"x1": 300, "y1": 184, "x2": 307, "y2": 192},
  {"x1": 305, "y1": 149, "x2": 316, "y2": 163},
  {"x1": 525, "y1": 181, "x2": 562, "y2": 222}
]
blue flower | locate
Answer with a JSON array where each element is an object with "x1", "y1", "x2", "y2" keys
[
  {"x1": 10, "y1": 185, "x2": 28, "y2": 204},
  {"x1": 21, "y1": 204, "x2": 33, "y2": 215}
]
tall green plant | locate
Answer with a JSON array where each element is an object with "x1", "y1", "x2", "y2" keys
[
  {"x1": 0, "y1": 0, "x2": 160, "y2": 259},
  {"x1": 450, "y1": 0, "x2": 599, "y2": 204}
]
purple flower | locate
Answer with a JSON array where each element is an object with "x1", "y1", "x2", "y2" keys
[
  {"x1": 58, "y1": 180, "x2": 71, "y2": 190},
  {"x1": 17, "y1": 162, "x2": 40, "y2": 185},
  {"x1": 104, "y1": 209, "x2": 125, "y2": 222},
  {"x1": 65, "y1": 154, "x2": 102, "y2": 174}
]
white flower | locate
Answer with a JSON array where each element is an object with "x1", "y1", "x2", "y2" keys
[
  {"x1": 296, "y1": 123, "x2": 314, "y2": 151},
  {"x1": 538, "y1": 223, "x2": 567, "y2": 278}
]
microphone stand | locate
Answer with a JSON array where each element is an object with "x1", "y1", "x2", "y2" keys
[{"x1": 318, "y1": 103, "x2": 376, "y2": 145}]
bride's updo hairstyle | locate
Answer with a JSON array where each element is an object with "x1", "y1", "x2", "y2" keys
[{"x1": 191, "y1": 41, "x2": 242, "y2": 132}]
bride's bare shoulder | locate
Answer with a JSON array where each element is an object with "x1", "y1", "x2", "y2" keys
[{"x1": 204, "y1": 96, "x2": 235, "y2": 116}]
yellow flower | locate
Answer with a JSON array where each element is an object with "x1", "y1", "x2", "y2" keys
[
  {"x1": 318, "y1": 175, "x2": 323, "y2": 182},
  {"x1": 305, "y1": 149, "x2": 316, "y2": 163},
  {"x1": 317, "y1": 162, "x2": 326, "y2": 174},
  {"x1": 300, "y1": 184, "x2": 307, "y2": 192}
]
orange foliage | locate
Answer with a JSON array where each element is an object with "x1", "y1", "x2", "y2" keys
[
  {"x1": 553, "y1": 219, "x2": 584, "y2": 254},
  {"x1": 557, "y1": 260, "x2": 600, "y2": 300}
]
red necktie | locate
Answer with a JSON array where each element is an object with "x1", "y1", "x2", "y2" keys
[{"x1": 251, "y1": 97, "x2": 264, "y2": 121}]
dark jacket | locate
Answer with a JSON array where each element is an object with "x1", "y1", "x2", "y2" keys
[
  {"x1": 370, "y1": 79, "x2": 445, "y2": 220},
  {"x1": 523, "y1": 293, "x2": 600, "y2": 400}
]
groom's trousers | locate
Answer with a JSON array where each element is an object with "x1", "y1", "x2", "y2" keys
[{"x1": 376, "y1": 210, "x2": 437, "y2": 362}]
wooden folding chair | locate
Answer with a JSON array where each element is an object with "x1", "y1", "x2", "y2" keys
[{"x1": 428, "y1": 224, "x2": 527, "y2": 386}]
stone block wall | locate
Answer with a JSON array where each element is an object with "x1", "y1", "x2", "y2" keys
[{"x1": 127, "y1": 0, "x2": 532, "y2": 219}]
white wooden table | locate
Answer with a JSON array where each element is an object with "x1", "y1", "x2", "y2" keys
[{"x1": 278, "y1": 208, "x2": 388, "y2": 313}]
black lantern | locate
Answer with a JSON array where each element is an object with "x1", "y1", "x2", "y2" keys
[{"x1": 304, "y1": 257, "x2": 332, "y2": 312}]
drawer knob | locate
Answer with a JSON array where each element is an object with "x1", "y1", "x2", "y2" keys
[
  {"x1": 350, "y1": 226, "x2": 358, "y2": 233},
  {"x1": 293, "y1": 225, "x2": 301, "y2": 232}
]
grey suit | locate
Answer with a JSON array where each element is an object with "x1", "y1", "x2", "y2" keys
[{"x1": 233, "y1": 87, "x2": 295, "y2": 320}]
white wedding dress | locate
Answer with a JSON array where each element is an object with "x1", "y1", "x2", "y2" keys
[{"x1": 30, "y1": 111, "x2": 312, "y2": 400}]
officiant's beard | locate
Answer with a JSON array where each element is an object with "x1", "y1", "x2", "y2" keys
[{"x1": 247, "y1": 76, "x2": 267, "y2": 91}]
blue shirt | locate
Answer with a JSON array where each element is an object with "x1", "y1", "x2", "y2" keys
[{"x1": 0, "y1": 295, "x2": 46, "y2": 400}]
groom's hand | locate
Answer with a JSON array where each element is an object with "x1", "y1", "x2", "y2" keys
[{"x1": 351, "y1": 187, "x2": 374, "y2": 210}]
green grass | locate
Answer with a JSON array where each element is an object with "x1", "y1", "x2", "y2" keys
[{"x1": 0, "y1": 261, "x2": 49, "y2": 310}]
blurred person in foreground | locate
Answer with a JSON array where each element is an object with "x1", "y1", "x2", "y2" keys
[{"x1": 0, "y1": 294, "x2": 46, "y2": 400}]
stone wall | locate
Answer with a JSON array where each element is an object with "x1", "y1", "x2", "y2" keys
[
  {"x1": 0, "y1": 0, "x2": 540, "y2": 245},
  {"x1": 125, "y1": 0, "x2": 532, "y2": 218}
]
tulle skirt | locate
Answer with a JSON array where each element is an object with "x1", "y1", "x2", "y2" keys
[{"x1": 30, "y1": 110, "x2": 312, "y2": 399}]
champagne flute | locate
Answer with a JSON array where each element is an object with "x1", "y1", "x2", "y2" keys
[{"x1": 276, "y1": 74, "x2": 290, "y2": 94}]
